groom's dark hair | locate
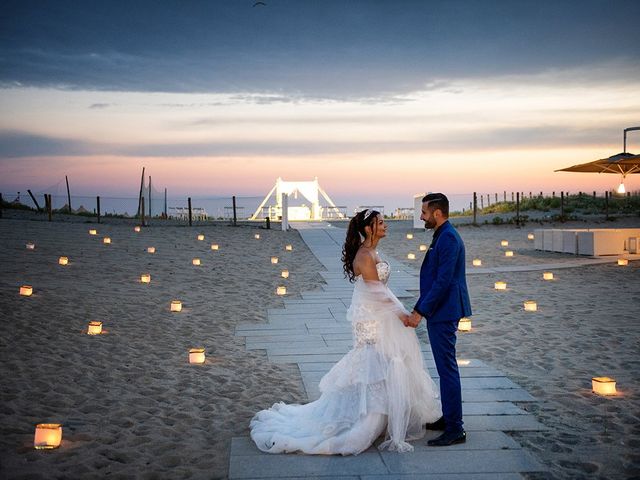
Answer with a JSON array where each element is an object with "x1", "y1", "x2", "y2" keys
[{"x1": 422, "y1": 193, "x2": 449, "y2": 217}]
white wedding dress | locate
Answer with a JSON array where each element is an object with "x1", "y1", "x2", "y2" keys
[{"x1": 250, "y1": 261, "x2": 442, "y2": 455}]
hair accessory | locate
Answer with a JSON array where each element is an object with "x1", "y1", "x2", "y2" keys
[{"x1": 362, "y1": 209, "x2": 373, "y2": 220}]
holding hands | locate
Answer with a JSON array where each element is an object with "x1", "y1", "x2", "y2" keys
[{"x1": 402, "y1": 310, "x2": 422, "y2": 328}]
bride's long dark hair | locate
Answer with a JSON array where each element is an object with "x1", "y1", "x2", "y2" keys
[{"x1": 342, "y1": 209, "x2": 380, "y2": 283}]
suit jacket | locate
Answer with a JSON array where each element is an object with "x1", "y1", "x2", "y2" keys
[{"x1": 414, "y1": 221, "x2": 472, "y2": 323}]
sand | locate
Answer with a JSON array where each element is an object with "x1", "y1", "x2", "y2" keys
[
  {"x1": 1, "y1": 212, "x2": 639, "y2": 479},
  {"x1": 0, "y1": 215, "x2": 322, "y2": 479}
]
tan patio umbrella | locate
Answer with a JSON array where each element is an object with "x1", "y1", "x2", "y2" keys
[{"x1": 555, "y1": 127, "x2": 640, "y2": 193}]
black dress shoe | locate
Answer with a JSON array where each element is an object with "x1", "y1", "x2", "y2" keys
[
  {"x1": 424, "y1": 417, "x2": 446, "y2": 430},
  {"x1": 427, "y1": 430, "x2": 466, "y2": 446}
]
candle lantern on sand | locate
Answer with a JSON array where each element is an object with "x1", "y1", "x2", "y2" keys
[
  {"x1": 617, "y1": 258, "x2": 628, "y2": 266},
  {"x1": 87, "y1": 321, "x2": 102, "y2": 335},
  {"x1": 494, "y1": 281, "x2": 507, "y2": 290},
  {"x1": 276, "y1": 286, "x2": 287, "y2": 295},
  {"x1": 592, "y1": 377, "x2": 616, "y2": 395},
  {"x1": 543, "y1": 272, "x2": 554, "y2": 280},
  {"x1": 89, "y1": 229, "x2": 97, "y2": 235},
  {"x1": 281, "y1": 269, "x2": 289, "y2": 279},
  {"x1": 528, "y1": 233, "x2": 535, "y2": 240},
  {"x1": 197, "y1": 234, "x2": 205, "y2": 241},
  {"x1": 210, "y1": 244, "x2": 219, "y2": 250},
  {"x1": 406, "y1": 233, "x2": 414, "y2": 240},
  {"x1": 458, "y1": 317, "x2": 472, "y2": 332},
  {"x1": 419, "y1": 244, "x2": 427, "y2": 251},
  {"x1": 103, "y1": 237, "x2": 111, "y2": 244},
  {"x1": 140, "y1": 274, "x2": 151, "y2": 283},
  {"x1": 407, "y1": 253, "x2": 416, "y2": 260},
  {"x1": 501, "y1": 240, "x2": 509, "y2": 247},
  {"x1": 505, "y1": 251, "x2": 514, "y2": 257},
  {"x1": 524, "y1": 300, "x2": 537, "y2": 311},
  {"x1": 271, "y1": 256, "x2": 279, "y2": 264},
  {"x1": 473, "y1": 259, "x2": 482, "y2": 266},
  {"x1": 34, "y1": 424, "x2": 62, "y2": 449},
  {"x1": 20, "y1": 285, "x2": 33, "y2": 296},
  {"x1": 192, "y1": 258, "x2": 201, "y2": 266},
  {"x1": 147, "y1": 246, "x2": 156, "y2": 254},
  {"x1": 285, "y1": 244, "x2": 293, "y2": 251},
  {"x1": 189, "y1": 348, "x2": 206, "y2": 364},
  {"x1": 171, "y1": 300, "x2": 182, "y2": 312},
  {"x1": 58, "y1": 256, "x2": 69, "y2": 266},
  {"x1": 134, "y1": 226, "x2": 141, "y2": 232},
  {"x1": 26, "y1": 242, "x2": 35, "y2": 250},
  {"x1": 254, "y1": 234, "x2": 260, "y2": 239}
]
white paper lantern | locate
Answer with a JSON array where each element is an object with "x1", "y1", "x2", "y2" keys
[
  {"x1": 592, "y1": 377, "x2": 617, "y2": 395},
  {"x1": 20, "y1": 285, "x2": 33, "y2": 296},
  {"x1": 26, "y1": 242, "x2": 35, "y2": 250},
  {"x1": 494, "y1": 281, "x2": 507, "y2": 290},
  {"x1": 406, "y1": 233, "x2": 414, "y2": 240},
  {"x1": 500, "y1": 240, "x2": 509, "y2": 247},
  {"x1": 87, "y1": 321, "x2": 102, "y2": 335},
  {"x1": 458, "y1": 317, "x2": 472, "y2": 332},
  {"x1": 617, "y1": 258, "x2": 629, "y2": 266},
  {"x1": 543, "y1": 272, "x2": 554, "y2": 280},
  {"x1": 276, "y1": 286, "x2": 287, "y2": 295},
  {"x1": 140, "y1": 274, "x2": 151, "y2": 283},
  {"x1": 407, "y1": 253, "x2": 416, "y2": 260},
  {"x1": 419, "y1": 244, "x2": 427, "y2": 251},
  {"x1": 134, "y1": 226, "x2": 141, "y2": 232},
  {"x1": 285, "y1": 244, "x2": 293, "y2": 251},
  {"x1": 210, "y1": 244, "x2": 219, "y2": 250},
  {"x1": 34, "y1": 423, "x2": 62, "y2": 449},
  {"x1": 58, "y1": 256, "x2": 69, "y2": 266},
  {"x1": 271, "y1": 256, "x2": 279, "y2": 264},
  {"x1": 170, "y1": 300, "x2": 182, "y2": 312},
  {"x1": 147, "y1": 246, "x2": 156, "y2": 254},
  {"x1": 189, "y1": 348, "x2": 205, "y2": 364},
  {"x1": 103, "y1": 237, "x2": 111, "y2": 244},
  {"x1": 89, "y1": 229, "x2": 97, "y2": 235},
  {"x1": 197, "y1": 234, "x2": 205, "y2": 241},
  {"x1": 505, "y1": 250, "x2": 514, "y2": 257},
  {"x1": 254, "y1": 233, "x2": 260, "y2": 239},
  {"x1": 281, "y1": 270, "x2": 289, "y2": 278},
  {"x1": 528, "y1": 233, "x2": 535, "y2": 240},
  {"x1": 524, "y1": 300, "x2": 537, "y2": 311},
  {"x1": 472, "y1": 259, "x2": 482, "y2": 266},
  {"x1": 192, "y1": 258, "x2": 201, "y2": 266}
]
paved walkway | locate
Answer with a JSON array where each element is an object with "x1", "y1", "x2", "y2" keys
[{"x1": 229, "y1": 223, "x2": 550, "y2": 479}]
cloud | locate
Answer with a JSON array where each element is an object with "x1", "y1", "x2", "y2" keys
[{"x1": 88, "y1": 103, "x2": 112, "y2": 109}]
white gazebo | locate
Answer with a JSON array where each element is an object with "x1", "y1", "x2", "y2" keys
[{"x1": 251, "y1": 177, "x2": 344, "y2": 221}]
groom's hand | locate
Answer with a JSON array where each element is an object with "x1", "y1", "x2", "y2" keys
[{"x1": 405, "y1": 311, "x2": 422, "y2": 328}]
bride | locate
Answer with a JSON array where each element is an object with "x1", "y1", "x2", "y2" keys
[{"x1": 250, "y1": 209, "x2": 442, "y2": 454}]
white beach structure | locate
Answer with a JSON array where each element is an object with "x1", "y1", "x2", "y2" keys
[{"x1": 250, "y1": 177, "x2": 345, "y2": 221}]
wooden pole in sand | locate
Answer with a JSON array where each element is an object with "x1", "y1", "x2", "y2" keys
[
  {"x1": 141, "y1": 197, "x2": 146, "y2": 226},
  {"x1": 96, "y1": 196, "x2": 101, "y2": 223},
  {"x1": 516, "y1": 192, "x2": 520, "y2": 227},
  {"x1": 232, "y1": 196, "x2": 237, "y2": 226},
  {"x1": 148, "y1": 176, "x2": 152, "y2": 218},
  {"x1": 65, "y1": 175, "x2": 72, "y2": 213},
  {"x1": 560, "y1": 191, "x2": 565, "y2": 221},
  {"x1": 46, "y1": 194, "x2": 52, "y2": 221},
  {"x1": 472, "y1": 192, "x2": 477, "y2": 225},
  {"x1": 27, "y1": 190, "x2": 42, "y2": 211},
  {"x1": 137, "y1": 167, "x2": 145, "y2": 218},
  {"x1": 164, "y1": 188, "x2": 167, "y2": 219},
  {"x1": 0, "y1": 193, "x2": 3, "y2": 218},
  {"x1": 605, "y1": 191, "x2": 609, "y2": 220},
  {"x1": 188, "y1": 197, "x2": 192, "y2": 226}
]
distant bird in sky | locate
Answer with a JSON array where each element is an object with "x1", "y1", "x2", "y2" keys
[{"x1": 253, "y1": 1, "x2": 266, "y2": 6}]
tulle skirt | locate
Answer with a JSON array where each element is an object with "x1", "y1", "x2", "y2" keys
[{"x1": 250, "y1": 279, "x2": 442, "y2": 455}]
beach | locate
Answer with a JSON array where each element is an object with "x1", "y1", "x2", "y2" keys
[{"x1": 1, "y1": 213, "x2": 639, "y2": 479}]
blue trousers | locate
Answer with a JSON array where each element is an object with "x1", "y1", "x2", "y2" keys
[{"x1": 427, "y1": 320, "x2": 463, "y2": 433}]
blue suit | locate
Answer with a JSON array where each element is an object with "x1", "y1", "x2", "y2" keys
[{"x1": 414, "y1": 220, "x2": 472, "y2": 434}]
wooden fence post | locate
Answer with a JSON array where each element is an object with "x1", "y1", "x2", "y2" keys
[
  {"x1": 560, "y1": 191, "x2": 565, "y2": 221},
  {"x1": 188, "y1": 197, "x2": 192, "y2": 226},
  {"x1": 232, "y1": 195, "x2": 237, "y2": 226},
  {"x1": 473, "y1": 192, "x2": 477, "y2": 225},
  {"x1": 605, "y1": 191, "x2": 609, "y2": 220},
  {"x1": 141, "y1": 197, "x2": 146, "y2": 227},
  {"x1": 65, "y1": 175, "x2": 72, "y2": 213},
  {"x1": 516, "y1": 192, "x2": 520, "y2": 227},
  {"x1": 28, "y1": 190, "x2": 41, "y2": 211},
  {"x1": 97, "y1": 196, "x2": 101, "y2": 224},
  {"x1": 46, "y1": 194, "x2": 52, "y2": 221}
]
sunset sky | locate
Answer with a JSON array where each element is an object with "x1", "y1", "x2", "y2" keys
[{"x1": 1, "y1": 1, "x2": 639, "y2": 211}]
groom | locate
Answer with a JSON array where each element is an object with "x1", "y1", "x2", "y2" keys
[{"x1": 404, "y1": 193, "x2": 472, "y2": 446}]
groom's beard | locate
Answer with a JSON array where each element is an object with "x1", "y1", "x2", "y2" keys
[{"x1": 424, "y1": 219, "x2": 436, "y2": 229}]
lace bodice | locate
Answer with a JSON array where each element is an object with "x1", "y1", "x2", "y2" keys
[{"x1": 353, "y1": 261, "x2": 391, "y2": 348}]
